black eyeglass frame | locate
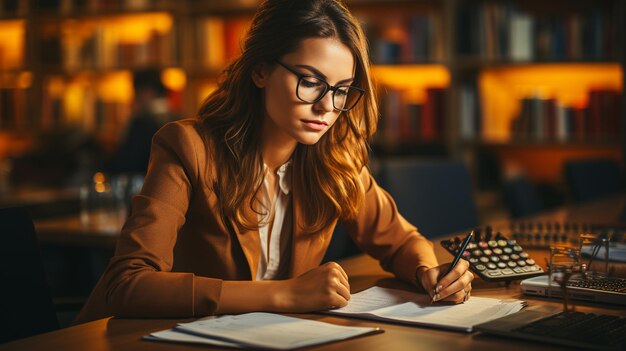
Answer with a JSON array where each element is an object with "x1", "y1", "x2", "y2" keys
[{"x1": 274, "y1": 60, "x2": 365, "y2": 112}]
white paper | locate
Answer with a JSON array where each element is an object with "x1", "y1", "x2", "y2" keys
[
  {"x1": 326, "y1": 286, "x2": 526, "y2": 332},
  {"x1": 170, "y1": 312, "x2": 380, "y2": 350},
  {"x1": 144, "y1": 329, "x2": 242, "y2": 347}
]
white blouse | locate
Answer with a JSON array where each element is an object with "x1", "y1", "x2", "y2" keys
[{"x1": 256, "y1": 161, "x2": 292, "y2": 280}]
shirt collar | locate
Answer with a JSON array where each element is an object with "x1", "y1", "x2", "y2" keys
[{"x1": 264, "y1": 160, "x2": 292, "y2": 195}]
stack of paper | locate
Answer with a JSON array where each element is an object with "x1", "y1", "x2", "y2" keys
[
  {"x1": 325, "y1": 286, "x2": 527, "y2": 332},
  {"x1": 144, "y1": 312, "x2": 381, "y2": 349}
]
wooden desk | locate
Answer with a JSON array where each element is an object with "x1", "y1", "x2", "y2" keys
[
  {"x1": 0, "y1": 186, "x2": 80, "y2": 220},
  {"x1": 34, "y1": 211, "x2": 124, "y2": 248},
  {"x1": 3, "y1": 196, "x2": 626, "y2": 351},
  {"x1": 2, "y1": 251, "x2": 624, "y2": 350}
]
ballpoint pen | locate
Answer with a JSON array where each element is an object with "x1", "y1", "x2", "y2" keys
[{"x1": 431, "y1": 230, "x2": 474, "y2": 303}]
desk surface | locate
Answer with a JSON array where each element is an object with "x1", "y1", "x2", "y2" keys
[
  {"x1": 3, "y1": 196, "x2": 626, "y2": 350},
  {"x1": 2, "y1": 249, "x2": 625, "y2": 350},
  {"x1": 34, "y1": 211, "x2": 123, "y2": 247}
]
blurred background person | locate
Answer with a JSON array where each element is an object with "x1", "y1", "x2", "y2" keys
[{"x1": 106, "y1": 68, "x2": 173, "y2": 176}]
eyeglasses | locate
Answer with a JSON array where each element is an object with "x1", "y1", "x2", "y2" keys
[{"x1": 274, "y1": 60, "x2": 365, "y2": 112}]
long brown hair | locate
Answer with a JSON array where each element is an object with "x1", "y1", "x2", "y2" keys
[{"x1": 198, "y1": 0, "x2": 378, "y2": 233}]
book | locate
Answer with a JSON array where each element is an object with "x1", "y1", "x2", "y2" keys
[
  {"x1": 145, "y1": 312, "x2": 382, "y2": 350},
  {"x1": 325, "y1": 286, "x2": 527, "y2": 333}
]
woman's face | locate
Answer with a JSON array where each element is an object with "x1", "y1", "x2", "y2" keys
[{"x1": 255, "y1": 37, "x2": 356, "y2": 146}]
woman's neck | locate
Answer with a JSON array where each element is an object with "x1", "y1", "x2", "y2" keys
[
  {"x1": 261, "y1": 139, "x2": 296, "y2": 173},
  {"x1": 260, "y1": 115, "x2": 297, "y2": 173}
]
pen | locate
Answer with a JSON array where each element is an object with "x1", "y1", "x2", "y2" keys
[{"x1": 432, "y1": 230, "x2": 474, "y2": 303}]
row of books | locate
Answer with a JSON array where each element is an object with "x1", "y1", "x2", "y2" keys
[
  {"x1": 362, "y1": 12, "x2": 445, "y2": 64},
  {"x1": 30, "y1": 0, "x2": 161, "y2": 13},
  {"x1": 377, "y1": 87, "x2": 447, "y2": 144},
  {"x1": 0, "y1": 87, "x2": 29, "y2": 130},
  {"x1": 39, "y1": 22, "x2": 177, "y2": 70},
  {"x1": 41, "y1": 86, "x2": 131, "y2": 135},
  {"x1": 511, "y1": 90, "x2": 621, "y2": 142},
  {"x1": 194, "y1": 17, "x2": 250, "y2": 70},
  {"x1": 456, "y1": 1, "x2": 618, "y2": 61},
  {"x1": 0, "y1": 0, "x2": 28, "y2": 16}
]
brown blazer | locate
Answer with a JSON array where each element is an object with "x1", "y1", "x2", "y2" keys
[{"x1": 74, "y1": 118, "x2": 438, "y2": 324}]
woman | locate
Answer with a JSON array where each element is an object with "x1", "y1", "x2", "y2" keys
[{"x1": 75, "y1": 0, "x2": 472, "y2": 323}]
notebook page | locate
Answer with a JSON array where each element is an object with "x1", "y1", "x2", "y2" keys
[
  {"x1": 328, "y1": 286, "x2": 526, "y2": 332},
  {"x1": 174, "y1": 312, "x2": 380, "y2": 350}
]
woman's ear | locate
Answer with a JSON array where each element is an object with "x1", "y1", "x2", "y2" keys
[{"x1": 251, "y1": 63, "x2": 269, "y2": 88}]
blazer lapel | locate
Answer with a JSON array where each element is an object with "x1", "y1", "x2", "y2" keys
[
  {"x1": 289, "y1": 176, "x2": 336, "y2": 277},
  {"x1": 228, "y1": 205, "x2": 260, "y2": 280}
]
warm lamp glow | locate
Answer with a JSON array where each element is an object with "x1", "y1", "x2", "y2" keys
[
  {"x1": 111, "y1": 13, "x2": 173, "y2": 43},
  {"x1": 0, "y1": 20, "x2": 25, "y2": 69},
  {"x1": 63, "y1": 13, "x2": 173, "y2": 45},
  {"x1": 97, "y1": 71, "x2": 133, "y2": 102},
  {"x1": 371, "y1": 65, "x2": 450, "y2": 103},
  {"x1": 17, "y1": 71, "x2": 32, "y2": 89},
  {"x1": 479, "y1": 64, "x2": 622, "y2": 142},
  {"x1": 162, "y1": 68, "x2": 186, "y2": 91}
]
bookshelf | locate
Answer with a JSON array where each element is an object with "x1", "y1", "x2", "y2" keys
[{"x1": 0, "y1": 0, "x2": 623, "y2": 191}]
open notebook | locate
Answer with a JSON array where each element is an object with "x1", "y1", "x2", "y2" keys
[
  {"x1": 325, "y1": 286, "x2": 527, "y2": 332},
  {"x1": 144, "y1": 312, "x2": 382, "y2": 350}
]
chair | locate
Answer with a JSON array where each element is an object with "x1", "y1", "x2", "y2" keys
[
  {"x1": 564, "y1": 159, "x2": 623, "y2": 203},
  {"x1": 0, "y1": 207, "x2": 58, "y2": 343},
  {"x1": 502, "y1": 175, "x2": 543, "y2": 218},
  {"x1": 376, "y1": 159, "x2": 478, "y2": 238}
]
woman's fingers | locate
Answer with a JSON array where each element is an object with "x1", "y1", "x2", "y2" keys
[
  {"x1": 437, "y1": 270, "x2": 474, "y2": 303},
  {"x1": 435, "y1": 259, "x2": 470, "y2": 291}
]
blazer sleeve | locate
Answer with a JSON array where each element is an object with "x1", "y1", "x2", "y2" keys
[
  {"x1": 344, "y1": 168, "x2": 439, "y2": 275},
  {"x1": 101, "y1": 121, "x2": 222, "y2": 318}
]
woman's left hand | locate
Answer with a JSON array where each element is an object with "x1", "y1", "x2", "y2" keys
[{"x1": 416, "y1": 260, "x2": 474, "y2": 304}]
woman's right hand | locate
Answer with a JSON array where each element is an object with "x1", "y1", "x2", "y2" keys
[{"x1": 276, "y1": 262, "x2": 351, "y2": 312}]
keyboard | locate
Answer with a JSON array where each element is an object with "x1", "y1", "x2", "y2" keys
[
  {"x1": 568, "y1": 277, "x2": 626, "y2": 293},
  {"x1": 514, "y1": 311, "x2": 626, "y2": 350}
]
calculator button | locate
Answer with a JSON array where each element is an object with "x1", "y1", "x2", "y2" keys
[
  {"x1": 517, "y1": 260, "x2": 526, "y2": 266},
  {"x1": 500, "y1": 255, "x2": 510, "y2": 261},
  {"x1": 529, "y1": 265, "x2": 540, "y2": 271},
  {"x1": 469, "y1": 258, "x2": 478, "y2": 264},
  {"x1": 482, "y1": 249, "x2": 492, "y2": 256},
  {"x1": 490, "y1": 256, "x2": 500, "y2": 262},
  {"x1": 475, "y1": 264, "x2": 486, "y2": 271},
  {"x1": 480, "y1": 257, "x2": 490, "y2": 263},
  {"x1": 497, "y1": 262, "x2": 507, "y2": 269},
  {"x1": 487, "y1": 263, "x2": 497, "y2": 270},
  {"x1": 510, "y1": 254, "x2": 520, "y2": 260},
  {"x1": 522, "y1": 266, "x2": 533, "y2": 272},
  {"x1": 501, "y1": 268, "x2": 514, "y2": 275},
  {"x1": 520, "y1": 252, "x2": 529, "y2": 258},
  {"x1": 503, "y1": 247, "x2": 513, "y2": 254},
  {"x1": 507, "y1": 261, "x2": 517, "y2": 268},
  {"x1": 492, "y1": 248, "x2": 503, "y2": 255},
  {"x1": 479, "y1": 241, "x2": 489, "y2": 249},
  {"x1": 513, "y1": 267, "x2": 525, "y2": 274},
  {"x1": 472, "y1": 250, "x2": 482, "y2": 256},
  {"x1": 513, "y1": 245, "x2": 523, "y2": 252},
  {"x1": 488, "y1": 240, "x2": 498, "y2": 248},
  {"x1": 467, "y1": 243, "x2": 477, "y2": 250},
  {"x1": 507, "y1": 240, "x2": 517, "y2": 245},
  {"x1": 487, "y1": 270, "x2": 502, "y2": 277},
  {"x1": 526, "y1": 258, "x2": 536, "y2": 265},
  {"x1": 497, "y1": 240, "x2": 508, "y2": 247},
  {"x1": 462, "y1": 250, "x2": 471, "y2": 258}
]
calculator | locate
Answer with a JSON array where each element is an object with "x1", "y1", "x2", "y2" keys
[{"x1": 440, "y1": 227, "x2": 544, "y2": 282}]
